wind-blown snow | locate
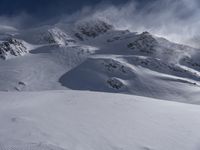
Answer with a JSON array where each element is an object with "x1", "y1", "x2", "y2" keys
[
  {"x1": 1, "y1": 18, "x2": 200, "y2": 150},
  {"x1": 0, "y1": 19, "x2": 200, "y2": 103}
]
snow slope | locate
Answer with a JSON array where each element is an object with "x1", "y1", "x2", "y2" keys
[
  {"x1": 0, "y1": 90, "x2": 200, "y2": 150},
  {"x1": 0, "y1": 45, "x2": 94, "y2": 91},
  {"x1": 1, "y1": 19, "x2": 200, "y2": 150},
  {"x1": 0, "y1": 19, "x2": 200, "y2": 103}
]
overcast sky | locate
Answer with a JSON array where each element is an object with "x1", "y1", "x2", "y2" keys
[
  {"x1": 0, "y1": 0, "x2": 199, "y2": 47},
  {"x1": 0, "y1": 0, "x2": 144, "y2": 19},
  {"x1": 0, "y1": 0, "x2": 195, "y2": 25}
]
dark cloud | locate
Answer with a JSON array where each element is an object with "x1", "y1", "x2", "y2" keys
[
  {"x1": 0, "y1": 0, "x2": 176, "y2": 26},
  {"x1": 0, "y1": 0, "x2": 134, "y2": 27},
  {"x1": 0, "y1": 0, "x2": 128, "y2": 17}
]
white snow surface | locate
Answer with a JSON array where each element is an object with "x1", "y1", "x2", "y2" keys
[
  {"x1": 1, "y1": 19, "x2": 200, "y2": 150},
  {"x1": 1, "y1": 90, "x2": 200, "y2": 150},
  {"x1": 1, "y1": 20, "x2": 200, "y2": 103}
]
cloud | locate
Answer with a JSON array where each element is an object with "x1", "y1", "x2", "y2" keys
[
  {"x1": 69, "y1": 0, "x2": 200, "y2": 48},
  {"x1": 0, "y1": 13, "x2": 37, "y2": 30},
  {"x1": 1, "y1": 0, "x2": 200, "y2": 48}
]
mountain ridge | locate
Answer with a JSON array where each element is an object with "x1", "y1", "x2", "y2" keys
[{"x1": 0, "y1": 19, "x2": 200, "y2": 103}]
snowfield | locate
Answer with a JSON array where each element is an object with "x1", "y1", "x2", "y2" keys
[
  {"x1": 1, "y1": 90, "x2": 200, "y2": 150},
  {"x1": 1, "y1": 18, "x2": 200, "y2": 150}
]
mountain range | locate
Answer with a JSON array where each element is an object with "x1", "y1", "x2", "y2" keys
[{"x1": 1, "y1": 18, "x2": 200, "y2": 150}]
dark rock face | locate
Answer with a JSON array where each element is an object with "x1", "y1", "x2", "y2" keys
[
  {"x1": 107, "y1": 78, "x2": 124, "y2": 89},
  {"x1": 0, "y1": 38, "x2": 28, "y2": 59},
  {"x1": 40, "y1": 28, "x2": 76, "y2": 46},
  {"x1": 128, "y1": 32, "x2": 158, "y2": 55},
  {"x1": 40, "y1": 32, "x2": 56, "y2": 44},
  {"x1": 75, "y1": 19, "x2": 113, "y2": 40}
]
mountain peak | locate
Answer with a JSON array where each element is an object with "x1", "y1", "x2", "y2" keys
[
  {"x1": 0, "y1": 38, "x2": 28, "y2": 59},
  {"x1": 127, "y1": 31, "x2": 158, "y2": 55},
  {"x1": 74, "y1": 18, "x2": 113, "y2": 40}
]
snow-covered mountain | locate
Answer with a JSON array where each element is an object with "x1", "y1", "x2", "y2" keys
[
  {"x1": 0, "y1": 38, "x2": 33, "y2": 59},
  {"x1": 0, "y1": 18, "x2": 200, "y2": 102},
  {"x1": 74, "y1": 19, "x2": 113, "y2": 40},
  {"x1": 2, "y1": 18, "x2": 200, "y2": 150}
]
